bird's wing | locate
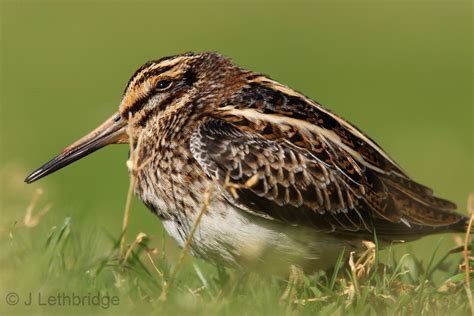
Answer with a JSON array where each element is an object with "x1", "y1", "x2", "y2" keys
[{"x1": 190, "y1": 77, "x2": 466, "y2": 237}]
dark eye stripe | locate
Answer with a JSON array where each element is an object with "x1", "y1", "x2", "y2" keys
[
  {"x1": 183, "y1": 69, "x2": 197, "y2": 86},
  {"x1": 135, "y1": 92, "x2": 185, "y2": 127}
]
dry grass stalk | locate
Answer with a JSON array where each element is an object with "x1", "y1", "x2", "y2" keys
[
  {"x1": 119, "y1": 114, "x2": 146, "y2": 256},
  {"x1": 348, "y1": 252, "x2": 360, "y2": 300},
  {"x1": 159, "y1": 182, "x2": 215, "y2": 301},
  {"x1": 346, "y1": 241, "x2": 376, "y2": 303},
  {"x1": 187, "y1": 285, "x2": 206, "y2": 296},
  {"x1": 354, "y1": 241, "x2": 376, "y2": 279},
  {"x1": 146, "y1": 250, "x2": 165, "y2": 284},
  {"x1": 120, "y1": 173, "x2": 136, "y2": 256},
  {"x1": 464, "y1": 193, "x2": 474, "y2": 316},
  {"x1": 280, "y1": 264, "x2": 304, "y2": 313},
  {"x1": 122, "y1": 232, "x2": 147, "y2": 264},
  {"x1": 23, "y1": 188, "x2": 51, "y2": 228},
  {"x1": 119, "y1": 114, "x2": 137, "y2": 255},
  {"x1": 293, "y1": 296, "x2": 329, "y2": 306}
]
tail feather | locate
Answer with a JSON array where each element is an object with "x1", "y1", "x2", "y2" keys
[
  {"x1": 373, "y1": 217, "x2": 468, "y2": 242},
  {"x1": 383, "y1": 175, "x2": 456, "y2": 211},
  {"x1": 374, "y1": 177, "x2": 469, "y2": 243}
]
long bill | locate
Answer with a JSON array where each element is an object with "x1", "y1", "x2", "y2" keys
[{"x1": 25, "y1": 112, "x2": 128, "y2": 184}]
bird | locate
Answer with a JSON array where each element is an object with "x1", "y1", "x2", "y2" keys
[{"x1": 25, "y1": 52, "x2": 468, "y2": 273}]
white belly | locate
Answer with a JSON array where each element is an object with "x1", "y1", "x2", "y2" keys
[{"x1": 160, "y1": 199, "x2": 361, "y2": 274}]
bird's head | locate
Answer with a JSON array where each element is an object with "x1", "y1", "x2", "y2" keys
[{"x1": 25, "y1": 52, "x2": 241, "y2": 183}]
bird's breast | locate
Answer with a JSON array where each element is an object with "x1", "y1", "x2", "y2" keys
[{"x1": 133, "y1": 140, "x2": 210, "y2": 221}]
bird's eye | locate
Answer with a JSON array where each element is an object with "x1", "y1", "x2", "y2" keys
[{"x1": 155, "y1": 79, "x2": 172, "y2": 91}]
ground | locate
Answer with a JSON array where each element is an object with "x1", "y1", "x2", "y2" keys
[{"x1": 0, "y1": 189, "x2": 472, "y2": 316}]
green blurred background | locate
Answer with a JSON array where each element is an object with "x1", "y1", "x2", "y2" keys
[{"x1": 0, "y1": 0, "x2": 472, "y2": 275}]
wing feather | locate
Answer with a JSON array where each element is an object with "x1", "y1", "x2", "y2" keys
[{"x1": 189, "y1": 78, "x2": 467, "y2": 238}]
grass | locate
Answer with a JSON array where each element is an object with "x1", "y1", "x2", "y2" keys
[{"x1": 0, "y1": 188, "x2": 472, "y2": 316}]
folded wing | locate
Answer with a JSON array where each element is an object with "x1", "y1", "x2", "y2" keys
[{"x1": 190, "y1": 116, "x2": 466, "y2": 240}]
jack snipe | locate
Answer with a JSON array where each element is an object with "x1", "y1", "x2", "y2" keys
[{"x1": 26, "y1": 52, "x2": 467, "y2": 273}]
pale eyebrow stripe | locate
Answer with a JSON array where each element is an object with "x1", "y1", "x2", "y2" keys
[{"x1": 127, "y1": 56, "x2": 190, "y2": 91}]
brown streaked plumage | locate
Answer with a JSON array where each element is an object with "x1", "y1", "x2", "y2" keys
[{"x1": 25, "y1": 52, "x2": 468, "y2": 273}]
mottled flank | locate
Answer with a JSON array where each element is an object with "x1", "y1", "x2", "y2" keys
[{"x1": 25, "y1": 51, "x2": 468, "y2": 273}]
